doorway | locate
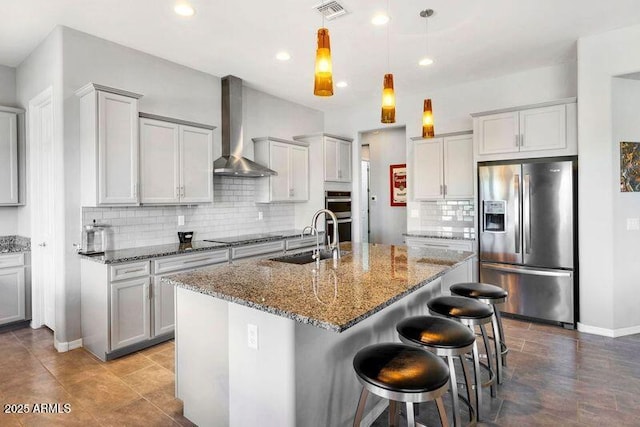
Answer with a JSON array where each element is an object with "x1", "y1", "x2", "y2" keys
[
  {"x1": 360, "y1": 127, "x2": 407, "y2": 245},
  {"x1": 29, "y1": 87, "x2": 57, "y2": 331}
]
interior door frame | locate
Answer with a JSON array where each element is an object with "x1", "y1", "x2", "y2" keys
[{"x1": 28, "y1": 86, "x2": 60, "y2": 331}]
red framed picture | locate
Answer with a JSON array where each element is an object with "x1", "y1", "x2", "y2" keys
[{"x1": 390, "y1": 164, "x2": 407, "y2": 206}]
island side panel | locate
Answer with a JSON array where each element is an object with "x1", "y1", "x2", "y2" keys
[
  {"x1": 227, "y1": 303, "x2": 296, "y2": 427},
  {"x1": 294, "y1": 277, "x2": 443, "y2": 427},
  {"x1": 175, "y1": 287, "x2": 230, "y2": 427},
  {"x1": 80, "y1": 259, "x2": 109, "y2": 361}
]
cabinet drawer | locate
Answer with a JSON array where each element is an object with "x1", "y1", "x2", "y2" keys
[
  {"x1": 231, "y1": 240, "x2": 285, "y2": 260},
  {"x1": 0, "y1": 253, "x2": 24, "y2": 269},
  {"x1": 405, "y1": 237, "x2": 474, "y2": 252},
  {"x1": 285, "y1": 235, "x2": 320, "y2": 251},
  {"x1": 153, "y1": 249, "x2": 229, "y2": 275},
  {"x1": 110, "y1": 261, "x2": 150, "y2": 282}
]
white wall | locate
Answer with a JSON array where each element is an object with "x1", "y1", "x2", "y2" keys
[
  {"x1": 325, "y1": 62, "x2": 577, "y2": 243},
  {"x1": 361, "y1": 128, "x2": 406, "y2": 245},
  {"x1": 0, "y1": 64, "x2": 19, "y2": 234},
  {"x1": 612, "y1": 77, "x2": 640, "y2": 331},
  {"x1": 578, "y1": 24, "x2": 640, "y2": 335}
]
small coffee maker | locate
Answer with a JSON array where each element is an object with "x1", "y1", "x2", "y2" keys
[{"x1": 79, "y1": 220, "x2": 109, "y2": 255}]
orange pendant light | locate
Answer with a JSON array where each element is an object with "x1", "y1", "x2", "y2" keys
[
  {"x1": 381, "y1": 74, "x2": 396, "y2": 123},
  {"x1": 422, "y1": 99, "x2": 434, "y2": 137},
  {"x1": 314, "y1": 28, "x2": 334, "y2": 96}
]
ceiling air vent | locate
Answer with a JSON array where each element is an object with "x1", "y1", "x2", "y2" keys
[{"x1": 313, "y1": 1, "x2": 348, "y2": 20}]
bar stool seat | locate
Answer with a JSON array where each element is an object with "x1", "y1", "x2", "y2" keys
[
  {"x1": 450, "y1": 282, "x2": 509, "y2": 381},
  {"x1": 397, "y1": 316, "x2": 479, "y2": 426},
  {"x1": 427, "y1": 295, "x2": 498, "y2": 420},
  {"x1": 353, "y1": 343, "x2": 450, "y2": 427}
]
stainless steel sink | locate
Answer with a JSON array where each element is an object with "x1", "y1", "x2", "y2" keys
[{"x1": 270, "y1": 250, "x2": 348, "y2": 265}]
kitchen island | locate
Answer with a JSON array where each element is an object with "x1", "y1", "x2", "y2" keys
[{"x1": 166, "y1": 242, "x2": 475, "y2": 427}]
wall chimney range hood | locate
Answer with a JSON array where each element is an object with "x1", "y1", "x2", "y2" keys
[{"x1": 213, "y1": 75, "x2": 277, "y2": 177}]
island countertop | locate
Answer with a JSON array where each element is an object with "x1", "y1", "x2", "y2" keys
[{"x1": 165, "y1": 242, "x2": 474, "y2": 332}]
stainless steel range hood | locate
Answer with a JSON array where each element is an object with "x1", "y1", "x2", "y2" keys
[{"x1": 213, "y1": 75, "x2": 277, "y2": 177}]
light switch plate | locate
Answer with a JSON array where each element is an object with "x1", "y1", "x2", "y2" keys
[
  {"x1": 258, "y1": 211, "x2": 263, "y2": 221},
  {"x1": 177, "y1": 215, "x2": 185, "y2": 226},
  {"x1": 410, "y1": 209, "x2": 420, "y2": 218},
  {"x1": 247, "y1": 324, "x2": 258, "y2": 349},
  {"x1": 627, "y1": 218, "x2": 640, "y2": 231}
]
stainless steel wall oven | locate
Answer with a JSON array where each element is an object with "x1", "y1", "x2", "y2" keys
[{"x1": 325, "y1": 191, "x2": 352, "y2": 242}]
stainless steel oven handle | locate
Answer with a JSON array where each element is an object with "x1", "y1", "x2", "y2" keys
[
  {"x1": 326, "y1": 218, "x2": 352, "y2": 224},
  {"x1": 482, "y1": 263, "x2": 572, "y2": 277},
  {"x1": 326, "y1": 198, "x2": 352, "y2": 203}
]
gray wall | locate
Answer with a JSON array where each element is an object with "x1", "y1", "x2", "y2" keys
[
  {"x1": 612, "y1": 77, "x2": 640, "y2": 329},
  {"x1": 0, "y1": 64, "x2": 18, "y2": 235},
  {"x1": 361, "y1": 127, "x2": 406, "y2": 245}
]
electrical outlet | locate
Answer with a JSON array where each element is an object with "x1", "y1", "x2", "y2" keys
[
  {"x1": 410, "y1": 209, "x2": 420, "y2": 218},
  {"x1": 258, "y1": 211, "x2": 263, "y2": 221},
  {"x1": 247, "y1": 324, "x2": 258, "y2": 349},
  {"x1": 627, "y1": 218, "x2": 640, "y2": 231},
  {"x1": 178, "y1": 215, "x2": 185, "y2": 226}
]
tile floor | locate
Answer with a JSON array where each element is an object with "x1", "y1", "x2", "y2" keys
[{"x1": 1, "y1": 318, "x2": 639, "y2": 426}]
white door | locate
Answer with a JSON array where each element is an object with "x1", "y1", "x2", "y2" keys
[
  {"x1": 98, "y1": 91, "x2": 139, "y2": 205},
  {"x1": 443, "y1": 135, "x2": 474, "y2": 199},
  {"x1": 153, "y1": 276, "x2": 175, "y2": 337},
  {"x1": 0, "y1": 111, "x2": 18, "y2": 204},
  {"x1": 110, "y1": 277, "x2": 151, "y2": 351},
  {"x1": 338, "y1": 140, "x2": 352, "y2": 182},
  {"x1": 413, "y1": 139, "x2": 444, "y2": 200},
  {"x1": 360, "y1": 160, "x2": 369, "y2": 243},
  {"x1": 0, "y1": 267, "x2": 25, "y2": 325},
  {"x1": 289, "y1": 145, "x2": 308, "y2": 201},
  {"x1": 519, "y1": 105, "x2": 567, "y2": 152},
  {"x1": 180, "y1": 125, "x2": 213, "y2": 204},
  {"x1": 477, "y1": 112, "x2": 519, "y2": 155},
  {"x1": 29, "y1": 88, "x2": 56, "y2": 330},
  {"x1": 140, "y1": 118, "x2": 180, "y2": 204},
  {"x1": 323, "y1": 137, "x2": 339, "y2": 181},
  {"x1": 269, "y1": 142, "x2": 290, "y2": 202}
]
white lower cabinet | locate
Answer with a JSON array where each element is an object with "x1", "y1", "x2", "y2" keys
[
  {"x1": 0, "y1": 253, "x2": 29, "y2": 326},
  {"x1": 153, "y1": 275, "x2": 175, "y2": 337},
  {"x1": 441, "y1": 258, "x2": 476, "y2": 295},
  {"x1": 110, "y1": 277, "x2": 151, "y2": 351}
]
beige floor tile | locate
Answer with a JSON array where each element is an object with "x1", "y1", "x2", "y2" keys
[
  {"x1": 121, "y1": 364, "x2": 175, "y2": 395},
  {"x1": 105, "y1": 352, "x2": 156, "y2": 377},
  {"x1": 62, "y1": 370, "x2": 139, "y2": 416},
  {"x1": 94, "y1": 398, "x2": 178, "y2": 427}
]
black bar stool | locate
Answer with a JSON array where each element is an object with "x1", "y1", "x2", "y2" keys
[
  {"x1": 427, "y1": 295, "x2": 498, "y2": 420},
  {"x1": 352, "y1": 343, "x2": 450, "y2": 427},
  {"x1": 396, "y1": 315, "x2": 478, "y2": 427},
  {"x1": 450, "y1": 282, "x2": 509, "y2": 383}
]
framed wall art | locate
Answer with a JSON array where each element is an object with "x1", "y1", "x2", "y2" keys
[
  {"x1": 620, "y1": 141, "x2": 640, "y2": 192},
  {"x1": 389, "y1": 163, "x2": 407, "y2": 206}
]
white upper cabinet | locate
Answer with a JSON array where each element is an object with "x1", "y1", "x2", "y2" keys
[
  {"x1": 140, "y1": 116, "x2": 213, "y2": 205},
  {"x1": 293, "y1": 133, "x2": 353, "y2": 183},
  {"x1": 473, "y1": 99, "x2": 576, "y2": 161},
  {"x1": 253, "y1": 137, "x2": 309, "y2": 203},
  {"x1": 77, "y1": 83, "x2": 142, "y2": 207},
  {"x1": 412, "y1": 132, "x2": 473, "y2": 201},
  {"x1": 0, "y1": 109, "x2": 19, "y2": 205}
]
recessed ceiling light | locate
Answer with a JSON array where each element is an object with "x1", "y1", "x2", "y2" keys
[
  {"x1": 371, "y1": 13, "x2": 389, "y2": 26},
  {"x1": 174, "y1": 3, "x2": 195, "y2": 17},
  {"x1": 419, "y1": 57, "x2": 434, "y2": 66},
  {"x1": 276, "y1": 51, "x2": 291, "y2": 61},
  {"x1": 336, "y1": 81, "x2": 348, "y2": 88}
]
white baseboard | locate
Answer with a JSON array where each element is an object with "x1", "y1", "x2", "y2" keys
[
  {"x1": 54, "y1": 338, "x2": 83, "y2": 352},
  {"x1": 577, "y1": 322, "x2": 640, "y2": 338},
  {"x1": 361, "y1": 398, "x2": 388, "y2": 427}
]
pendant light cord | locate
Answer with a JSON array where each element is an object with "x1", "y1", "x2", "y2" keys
[
  {"x1": 322, "y1": 0, "x2": 325, "y2": 28},
  {"x1": 386, "y1": 0, "x2": 390, "y2": 71},
  {"x1": 425, "y1": 15, "x2": 429, "y2": 56}
]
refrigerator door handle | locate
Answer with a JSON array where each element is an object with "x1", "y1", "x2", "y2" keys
[
  {"x1": 524, "y1": 174, "x2": 531, "y2": 254},
  {"x1": 482, "y1": 263, "x2": 572, "y2": 278},
  {"x1": 513, "y1": 174, "x2": 520, "y2": 253}
]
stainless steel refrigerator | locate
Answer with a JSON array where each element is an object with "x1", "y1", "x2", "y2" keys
[{"x1": 478, "y1": 158, "x2": 577, "y2": 327}]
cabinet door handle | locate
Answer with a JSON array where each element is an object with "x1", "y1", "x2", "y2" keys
[
  {"x1": 181, "y1": 186, "x2": 185, "y2": 197},
  {"x1": 514, "y1": 134, "x2": 519, "y2": 147},
  {"x1": 444, "y1": 184, "x2": 447, "y2": 196},
  {"x1": 149, "y1": 283, "x2": 153, "y2": 300},
  {"x1": 176, "y1": 187, "x2": 180, "y2": 198},
  {"x1": 439, "y1": 185, "x2": 444, "y2": 195}
]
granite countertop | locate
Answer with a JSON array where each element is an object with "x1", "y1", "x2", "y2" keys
[
  {"x1": 165, "y1": 242, "x2": 474, "y2": 333},
  {"x1": 403, "y1": 232, "x2": 476, "y2": 241},
  {"x1": 0, "y1": 236, "x2": 31, "y2": 254},
  {"x1": 80, "y1": 230, "x2": 322, "y2": 264}
]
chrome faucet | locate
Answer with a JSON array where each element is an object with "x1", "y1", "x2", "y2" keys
[{"x1": 311, "y1": 209, "x2": 341, "y2": 261}]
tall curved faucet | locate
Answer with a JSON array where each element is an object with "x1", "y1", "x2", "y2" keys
[{"x1": 311, "y1": 209, "x2": 341, "y2": 260}]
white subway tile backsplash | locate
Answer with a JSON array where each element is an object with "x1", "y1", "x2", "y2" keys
[
  {"x1": 416, "y1": 199, "x2": 476, "y2": 239},
  {"x1": 83, "y1": 177, "x2": 296, "y2": 250}
]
